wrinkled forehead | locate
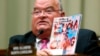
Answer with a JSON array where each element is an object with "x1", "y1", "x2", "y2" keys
[{"x1": 34, "y1": 0, "x2": 59, "y2": 9}]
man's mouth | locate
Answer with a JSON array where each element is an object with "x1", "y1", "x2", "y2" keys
[{"x1": 37, "y1": 21, "x2": 48, "y2": 25}]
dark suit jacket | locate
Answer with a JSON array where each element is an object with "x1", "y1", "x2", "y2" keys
[{"x1": 9, "y1": 29, "x2": 100, "y2": 55}]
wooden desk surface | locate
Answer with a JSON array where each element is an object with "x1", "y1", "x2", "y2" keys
[{"x1": 0, "y1": 49, "x2": 7, "y2": 56}]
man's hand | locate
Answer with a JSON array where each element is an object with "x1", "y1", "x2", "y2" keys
[{"x1": 37, "y1": 49, "x2": 52, "y2": 56}]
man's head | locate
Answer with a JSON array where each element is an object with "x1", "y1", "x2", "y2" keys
[{"x1": 32, "y1": 0, "x2": 65, "y2": 39}]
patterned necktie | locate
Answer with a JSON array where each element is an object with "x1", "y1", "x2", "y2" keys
[{"x1": 40, "y1": 39, "x2": 49, "y2": 50}]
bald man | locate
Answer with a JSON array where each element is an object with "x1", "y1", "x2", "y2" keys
[{"x1": 32, "y1": 0, "x2": 65, "y2": 55}]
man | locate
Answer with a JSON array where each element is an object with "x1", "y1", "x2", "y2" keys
[
  {"x1": 9, "y1": 0, "x2": 100, "y2": 56},
  {"x1": 32, "y1": 0, "x2": 65, "y2": 55}
]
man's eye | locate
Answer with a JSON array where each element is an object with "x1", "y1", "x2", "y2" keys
[
  {"x1": 46, "y1": 9, "x2": 54, "y2": 13},
  {"x1": 33, "y1": 10, "x2": 40, "y2": 14}
]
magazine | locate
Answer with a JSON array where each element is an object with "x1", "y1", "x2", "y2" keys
[{"x1": 48, "y1": 14, "x2": 82, "y2": 55}]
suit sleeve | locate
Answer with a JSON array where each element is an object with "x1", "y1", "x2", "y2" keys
[
  {"x1": 9, "y1": 35, "x2": 23, "y2": 46},
  {"x1": 85, "y1": 30, "x2": 100, "y2": 55},
  {"x1": 76, "y1": 29, "x2": 100, "y2": 55}
]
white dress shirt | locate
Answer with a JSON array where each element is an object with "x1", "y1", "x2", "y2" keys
[{"x1": 35, "y1": 38, "x2": 50, "y2": 51}]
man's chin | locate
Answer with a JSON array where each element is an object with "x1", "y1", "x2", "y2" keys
[{"x1": 37, "y1": 27, "x2": 49, "y2": 31}]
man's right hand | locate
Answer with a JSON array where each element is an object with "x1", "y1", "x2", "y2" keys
[{"x1": 37, "y1": 49, "x2": 52, "y2": 56}]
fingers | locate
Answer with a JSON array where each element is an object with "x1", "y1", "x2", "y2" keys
[
  {"x1": 37, "y1": 49, "x2": 52, "y2": 56},
  {"x1": 37, "y1": 50, "x2": 48, "y2": 56}
]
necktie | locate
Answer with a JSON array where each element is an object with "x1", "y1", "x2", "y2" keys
[{"x1": 40, "y1": 39, "x2": 49, "y2": 50}]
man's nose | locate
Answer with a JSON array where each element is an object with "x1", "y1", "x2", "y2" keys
[
  {"x1": 39, "y1": 11, "x2": 47, "y2": 17},
  {"x1": 39, "y1": 11, "x2": 47, "y2": 19}
]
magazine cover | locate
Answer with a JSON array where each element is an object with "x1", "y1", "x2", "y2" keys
[{"x1": 49, "y1": 14, "x2": 82, "y2": 55}]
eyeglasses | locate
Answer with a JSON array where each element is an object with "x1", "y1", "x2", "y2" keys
[{"x1": 32, "y1": 7, "x2": 61, "y2": 16}]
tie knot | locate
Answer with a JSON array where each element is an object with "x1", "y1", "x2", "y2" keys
[
  {"x1": 41, "y1": 39, "x2": 49, "y2": 43},
  {"x1": 40, "y1": 39, "x2": 49, "y2": 50}
]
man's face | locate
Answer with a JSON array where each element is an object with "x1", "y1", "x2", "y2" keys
[{"x1": 32, "y1": 0, "x2": 64, "y2": 35}]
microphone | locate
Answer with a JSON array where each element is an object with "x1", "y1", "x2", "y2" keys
[{"x1": 37, "y1": 29, "x2": 44, "y2": 37}]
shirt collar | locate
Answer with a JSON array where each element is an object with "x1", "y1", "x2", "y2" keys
[
  {"x1": 36, "y1": 37, "x2": 50, "y2": 43},
  {"x1": 36, "y1": 38, "x2": 41, "y2": 43}
]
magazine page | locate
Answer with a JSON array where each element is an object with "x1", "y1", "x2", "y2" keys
[{"x1": 48, "y1": 14, "x2": 82, "y2": 55}]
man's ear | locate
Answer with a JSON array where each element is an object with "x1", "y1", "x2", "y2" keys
[{"x1": 61, "y1": 11, "x2": 65, "y2": 17}]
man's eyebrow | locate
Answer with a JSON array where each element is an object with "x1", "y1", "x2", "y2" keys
[
  {"x1": 33, "y1": 7, "x2": 40, "y2": 10},
  {"x1": 33, "y1": 6, "x2": 54, "y2": 10},
  {"x1": 45, "y1": 6, "x2": 54, "y2": 9}
]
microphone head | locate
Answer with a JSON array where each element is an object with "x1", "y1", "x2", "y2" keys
[{"x1": 37, "y1": 29, "x2": 44, "y2": 36}]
